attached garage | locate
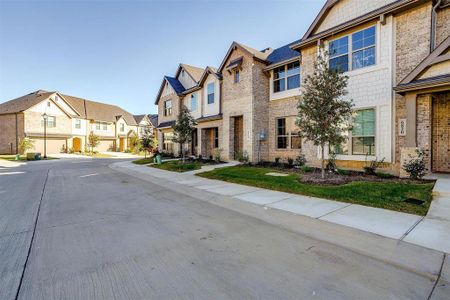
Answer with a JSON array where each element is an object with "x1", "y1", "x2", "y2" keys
[
  {"x1": 31, "y1": 138, "x2": 67, "y2": 154},
  {"x1": 96, "y1": 140, "x2": 115, "y2": 152}
]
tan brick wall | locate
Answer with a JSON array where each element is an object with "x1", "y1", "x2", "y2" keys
[
  {"x1": 197, "y1": 119, "x2": 223, "y2": 159},
  {"x1": 416, "y1": 94, "x2": 432, "y2": 172},
  {"x1": 158, "y1": 94, "x2": 180, "y2": 126},
  {"x1": 395, "y1": 3, "x2": 432, "y2": 84},
  {"x1": 436, "y1": 6, "x2": 450, "y2": 46},
  {"x1": 0, "y1": 113, "x2": 24, "y2": 154},
  {"x1": 221, "y1": 47, "x2": 255, "y2": 161},
  {"x1": 24, "y1": 111, "x2": 72, "y2": 135}
]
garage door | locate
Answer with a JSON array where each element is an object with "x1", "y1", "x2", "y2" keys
[
  {"x1": 31, "y1": 138, "x2": 67, "y2": 154},
  {"x1": 97, "y1": 140, "x2": 115, "y2": 152}
]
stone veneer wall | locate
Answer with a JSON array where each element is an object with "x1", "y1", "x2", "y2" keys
[
  {"x1": 221, "y1": 47, "x2": 255, "y2": 161},
  {"x1": 0, "y1": 113, "x2": 24, "y2": 154},
  {"x1": 436, "y1": 6, "x2": 450, "y2": 46},
  {"x1": 196, "y1": 119, "x2": 223, "y2": 158},
  {"x1": 394, "y1": 3, "x2": 432, "y2": 169},
  {"x1": 251, "y1": 60, "x2": 270, "y2": 162},
  {"x1": 416, "y1": 94, "x2": 433, "y2": 173}
]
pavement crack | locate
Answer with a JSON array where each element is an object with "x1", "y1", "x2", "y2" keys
[
  {"x1": 427, "y1": 253, "x2": 446, "y2": 300},
  {"x1": 14, "y1": 169, "x2": 49, "y2": 300}
]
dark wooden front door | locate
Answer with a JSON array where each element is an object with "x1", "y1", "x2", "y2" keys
[
  {"x1": 432, "y1": 94, "x2": 450, "y2": 173},
  {"x1": 191, "y1": 129, "x2": 198, "y2": 156},
  {"x1": 233, "y1": 116, "x2": 243, "y2": 159}
]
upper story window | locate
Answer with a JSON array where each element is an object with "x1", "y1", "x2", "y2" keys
[
  {"x1": 120, "y1": 123, "x2": 125, "y2": 132},
  {"x1": 191, "y1": 93, "x2": 198, "y2": 111},
  {"x1": 207, "y1": 83, "x2": 215, "y2": 104},
  {"x1": 273, "y1": 61, "x2": 300, "y2": 93},
  {"x1": 95, "y1": 122, "x2": 108, "y2": 131},
  {"x1": 164, "y1": 100, "x2": 172, "y2": 116},
  {"x1": 329, "y1": 26, "x2": 376, "y2": 73},
  {"x1": 42, "y1": 116, "x2": 56, "y2": 128},
  {"x1": 75, "y1": 119, "x2": 81, "y2": 129},
  {"x1": 47, "y1": 101, "x2": 51, "y2": 107},
  {"x1": 234, "y1": 70, "x2": 240, "y2": 83}
]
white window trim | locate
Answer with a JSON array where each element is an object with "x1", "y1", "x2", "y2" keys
[
  {"x1": 207, "y1": 82, "x2": 215, "y2": 104},
  {"x1": 273, "y1": 62, "x2": 301, "y2": 94},
  {"x1": 275, "y1": 117, "x2": 301, "y2": 150},
  {"x1": 328, "y1": 25, "x2": 377, "y2": 73}
]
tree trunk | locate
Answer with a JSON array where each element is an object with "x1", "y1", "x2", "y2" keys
[{"x1": 321, "y1": 144, "x2": 325, "y2": 179}]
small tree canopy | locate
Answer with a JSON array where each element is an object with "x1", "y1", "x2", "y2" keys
[
  {"x1": 18, "y1": 138, "x2": 34, "y2": 155},
  {"x1": 87, "y1": 131, "x2": 100, "y2": 152},
  {"x1": 140, "y1": 128, "x2": 155, "y2": 158},
  {"x1": 172, "y1": 105, "x2": 197, "y2": 161},
  {"x1": 296, "y1": 48, "x2": 354, "y2": 178}
]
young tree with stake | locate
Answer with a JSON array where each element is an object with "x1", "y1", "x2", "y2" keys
[
  {"x1": 296, "y1": 48, "x2": 354, "y2": 179},
  {"x1": 172, "y1": 105, "x2": 197, "y2": 163}
]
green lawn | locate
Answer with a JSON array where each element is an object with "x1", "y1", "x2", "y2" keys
[
  {"x1": 197, "y1": 166, "x2": 434, "y2": 215},
  {"x1": 150, "y1": 160, "x2": 203, "y2": 172},
  {"x1": 132, "y1": 157, "x2": 154, "y2": 165},
  {"x1": 0, "y1": 155, "x2": 58, "y2": 161}
]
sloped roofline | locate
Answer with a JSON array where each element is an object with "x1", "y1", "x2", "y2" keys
[
  {"x1": 398, "y1": 35, "x2": 450, "y2": 85},
  {"x1": 154, "y1": 76, "x2": 180, "y2": 105},
  {"x1": 217, "y1": 41, "x2": 270, "y2": 73},
  {"x1": 301, "y1": 0, "x2": 339, "y2": 42},
  {"x1": 174, "y1": 64, "x2": 201, "y2": 84}
]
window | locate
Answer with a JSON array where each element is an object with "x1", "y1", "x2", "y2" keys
[
  {"x1": 191, "y1": 93, "x2": 197, "y2": 111},
  {"x1": 352, "y1": 109, "x2": 375, "y2": 155},
  {"x1": 329, "y1": 26, "x2": 376, "y2": 73},
  {"x1": 120, "y1": 123, "x2": 125, "y2": 132},
  {"x1": 42, "y1": 116, "x2": 56, "y2": 128},
  {"x1": 164, "y1": 100, "x2": 172, "y2": 116},
  {"x1": 214, "y1": 128, "x2": 219, "y2": 148},
  {"x1": 47, "y1": 101, "x2": 51, "y2": 107},
  {"x1": 75, "y1": 119, "x2": 81, "y2": 129},
  {"x1": 276, "y1": 117, "x2": 301, "y2": 150},
  {"x1": 95, "y1": 122, "x2": 107, "y2": 131},
  {"x1": 102, "y1": 122, "x2": 107, "y2": 131},
  {"x1": 162, "y1": 132, "x2": 174, "y2": 152},
  {"x1": 273, "y1": 61, "x2": 300, "y2": 93},
  {"x1": 207, "y1": 83, "x2": 215, "y2": 104},
  {"x1": 234, "y1": 70, "x2": 240, "y2": 83},
  {"x1": 95, "y1": 122, "x2": 101, "y2": 130}
]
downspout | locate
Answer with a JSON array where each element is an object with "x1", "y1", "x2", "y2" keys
[{"x1": 431, "y1": 0, "x2": 442, "y2": 51}]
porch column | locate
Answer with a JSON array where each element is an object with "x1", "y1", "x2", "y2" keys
[{"x1": 405, "y1": 93, "x2": 417, "y2": 147}]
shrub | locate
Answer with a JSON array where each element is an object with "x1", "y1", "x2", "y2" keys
[
  {"x1": 403, "y1": 150, "x2": 426, "y2": 179},
  {"x1": 213, "y1": 148, "x2": 223, "y2": 163},
  {"x1": 326, "y1": 151, "x2": 338, "y2": 173},
  {"x1": 287, "y1": 157, "x2": 294, "y2": 168},
  {"x1": 337, "y1": 168, "x2": 350, "y2": 176},
  {"x1": 375, "y1": 171, "x2": 394, "y2": 179},
  {"x1": 235, "y1": 150, "x2": 249, "y2": 163},
  {"x1": 364, "y1": 156, "x2": 385, "y2": 175},
  {"x1": 295, "y1": 153, "x2": 307, "y2": 167},
  {"x1": 18, "y1": 138, "x2": 34, "y2": 155},
  {"x1": 301, "y1": 165, "x2": 314, "y2": 173},
  {"x1": 274, "y1": 157, "x2": 281, "y2": 166}
]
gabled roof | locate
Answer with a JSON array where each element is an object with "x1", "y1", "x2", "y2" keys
[
  {"x1": 301, "y1": 0, "x2": 339, "y2": 41},
  {"x1": 217, "y1": 41, "x2": 273, "y2": 73},
  {"x1": 176, "y1": 64, "x2": 205, "y2": 83},
  {"x1": 148, "y1": 114, "x2": 158, "y2": 127},
  {"x1": 198, "y1": 66, "x2": 222, "y2": 86},
  {"x1": 154, "y1": 76, "x2": 185, "y2": 105},
  {"x1": 266, "y1": 40, "x2": 301, "y2": 65},
  {"x1": 133, "y1": 114, "x2": 150, "y2": 124}
]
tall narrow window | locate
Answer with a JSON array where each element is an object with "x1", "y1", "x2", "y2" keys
[
  {"x1": 329, "y1": 36, "x2": 349, "y2": 73},
  {"x1": 191, "y1": 93, "x2": 197, "y2": 111},
  {"x1": 95, "y1": 122, "x2": 101, "y2": 130},
  {"x1": 102, "y1": 122, "x2": 107, "y2": 131},
  {"x1": 120, "y1": 123, "x2": 125, "y2": 132},
  {"x1": 75, "y1": 119, "x2": 81, "y2": 129},
  {"x1": 234, "y1": 70, "x2": 240, "y2": 83},
  {"x1": 352, "y1": 26, "x2": 376, "y2": 70},
  {"x1": 214, "y1": 128, "x2": 219, "y2": 148},
  {"x1": 207, "y1": 83, "x2": 215, "y2": 104},
  {"x1": 286, "y1": 62, "x2": 300, "y2": 90},
  {"x1": 352, "y1": 108, "x2": 375, "y2": 155},
  {"x1": 276, "y1": 118, "x2": 287, "y2": 149},
  {"x1": 164, "y1": 100, "x2": 172, "y2": 116},
  {"x1": 273, "y1": 66, "x2": 286, "y2": 93}
]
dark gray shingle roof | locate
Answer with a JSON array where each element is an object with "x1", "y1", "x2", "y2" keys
[
  {"x1": 267, "y1": 40, "x2": 301, "y2": 65},
  {"x1": 165, "y1": 76, "x2": 186, "y2": 94}
]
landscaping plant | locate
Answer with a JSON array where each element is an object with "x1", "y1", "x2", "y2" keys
[
  {"x1": 296, "y1": 48, "x2": 353, "y2": 178},
  {"x1": 213, "y1": 148, "x2": 223, "y2": 163},
  {"x1": 87, "y1": 131, "x2": 100, "y2": 153},
  {"x1": 295, "y1": 152, "x2": 307, "y2": 167},
  {"x1": 364, "y1": 156, "x2": 385, "y2": 175},
  {"x1": 172, "y1": 105, "x2": 197, "y2": 163},
  {"x1": 326, "y1": 151, "x2": 338, "y2": 173},
  {"x1": 403, "y1": 149, "x2": 427, "y2": 179},
  {"x1": 140, "y1": 128, "x2": 156, "y2": 158},
  {"x1": 18, "y1": 138, "x2": 34, "y2": 155}
]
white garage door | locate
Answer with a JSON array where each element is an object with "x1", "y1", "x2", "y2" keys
[
  {"x1": 32, "y1": 138, "x2": 67, "y2": 154},
  {"x1": 97, "y1": 140, "x2": 115, "y2": 152}
]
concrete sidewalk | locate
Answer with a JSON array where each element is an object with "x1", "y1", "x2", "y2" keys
[{"x1": 111, "y1": 161, "x2": 450, "y2": 254}]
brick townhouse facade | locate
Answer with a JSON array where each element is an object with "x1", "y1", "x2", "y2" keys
[{"x1": 155, "y1": 0, "x2": 450, "y2": 175}]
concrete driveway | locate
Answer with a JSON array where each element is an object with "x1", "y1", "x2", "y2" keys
[{"x1": 0, "y1": 158, "x2": 448, "y2": 299}]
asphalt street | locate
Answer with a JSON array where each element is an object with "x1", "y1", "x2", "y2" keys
[{"x1": 0, "y1": 158, "x2": 446, "y2": 299}]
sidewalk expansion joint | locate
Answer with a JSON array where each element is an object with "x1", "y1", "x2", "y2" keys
[
  {"x1": 427, "y1": 253, "x2": 446, "y2": 300},
  {"x1": 400, "y1": 216, "x2": 425, "y2": 241},
  {"x1": 316, "y1": 203, "x2": 353, "y2": 219}
]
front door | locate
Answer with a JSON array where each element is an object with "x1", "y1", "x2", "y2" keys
[
  {"x1": 432, "y1": 94, "x2": 450, "y2": 172},
  {"x1": 233, "y1": 116, "x2": 243, "y2": 159},
  {"x1": 119, "y1": 138, "x2": 125, "y2": 152},
  {"x1": 191, "y1": 129, "x2": 198, "y2": 156}
]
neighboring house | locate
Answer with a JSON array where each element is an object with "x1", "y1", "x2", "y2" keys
[
  {"x1": 0, "y1": 90, "x2": 143, "y2": 154},
  {"x1": 291, "y1": 0, "x2": 450, "y2": 173},
  {"x1": 133, "y1": 114, "x2": 155, "y2": 137}
]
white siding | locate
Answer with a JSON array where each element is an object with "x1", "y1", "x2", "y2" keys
[
  {"x1": 161, "y1": 81, "x2": 176, "y2": 97},
  {"x1": 203, "y1": 74, "x2": 221, "y2": 117},
  {"x1": 183, "y1": 91, "x2": 202, "y2": 119},
  {"x1": 72, "y1": 118, "x2": 87, "y2": 136},
  {"x1": 177, "y1": 69, "x2": 197, "y2": 89},
  {"x1": 316, "y1": 0, "x2": 397, "y2": 33},
  {"x1": 28, "y1": 98, "x2": 68, "y2": 116}
]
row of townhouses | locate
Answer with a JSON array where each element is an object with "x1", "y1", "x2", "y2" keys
[
  {"x1": 0, "y1": 90, "x2": 157, "y2": 154},
  {"x1": 155, "y1": 0, "x2": 450, "y2": 175}
]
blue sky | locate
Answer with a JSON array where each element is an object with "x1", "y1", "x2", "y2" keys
[{"x1": 0, "y1": 0, "x2": 323, "y2": 114}]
